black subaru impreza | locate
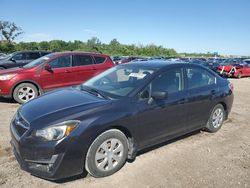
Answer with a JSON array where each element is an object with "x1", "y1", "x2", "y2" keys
[{"x1": 10, "y1": 61, "x2": 234, "y2": 180}]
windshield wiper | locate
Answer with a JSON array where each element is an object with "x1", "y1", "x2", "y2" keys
[{"x1": 81, "y1": 86, "x2": 108, "y2": 99}]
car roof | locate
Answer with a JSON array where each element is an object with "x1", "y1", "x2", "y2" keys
[
  {"x1": 123, "y1": 60, "x2": 188, "y2": 69},
  {"x1": 14, "y1": 51, "x2": 50, "y2": 53},
  {"x1": 52, "y1": 51, "x2": 104, "y2": 56}
]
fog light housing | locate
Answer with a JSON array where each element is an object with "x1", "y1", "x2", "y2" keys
[{"x1": 26, "y1": 154, "x2": 60, "y2": 172}]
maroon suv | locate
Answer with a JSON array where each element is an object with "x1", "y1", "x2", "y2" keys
[{"x1": 0, "y1": 52, "x2": 114, "y2": 103}]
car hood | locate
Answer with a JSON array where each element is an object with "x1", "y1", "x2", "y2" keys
[
  {"x1": 19, "y1": 89, "x2": 111, "y2": 128},
  {"x1": 0, "y1": 67, "x2": 25, "y2": 75}
]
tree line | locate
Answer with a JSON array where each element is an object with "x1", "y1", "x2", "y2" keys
[{"x1": 0, "y1": 21, "x2": 218, "y2": 57}]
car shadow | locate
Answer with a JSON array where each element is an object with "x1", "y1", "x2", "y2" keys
[
  {"x1": 0, "y1": 97, "x2": 16, "y2": 104},
  {"x1": 48, "y1": 129, "x2": 202, "y2": 184},
  {"x1": 42, "y1": 170, "x2": 89, "y2": 184},
  {"x1": 136, "y1": 130, "x2": 201, "y2": 157}
]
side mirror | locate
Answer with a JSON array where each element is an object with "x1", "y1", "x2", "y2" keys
[
  {"x1": 151, "y1": 91, "x2": 168, "y2": 100},
  {"x1": 10, "y1": 58, "x2": 16, "y2": 62},
  {"x1": 148, "y1": 91, "x2": 168, "y2": 105},
  {"x1": 44, "y1": 65, "x2": 52, "y2": 71}
]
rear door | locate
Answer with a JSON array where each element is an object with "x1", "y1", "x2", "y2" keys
[
  {"x1": 72, "y1": 54, "x2": 97, "y2": 84},
  {"x1": 39, "y1": 55, "x2": 75, "y2": 91},
  {"x1": 25, "y1": 52, "x2": 41, "y2": 64},
  {"x1": 185, "y1": 66, "x2": 218, "y2": 131},
  {"x1": 93, "y1": 55, "x2": 114, "y2": 75}
]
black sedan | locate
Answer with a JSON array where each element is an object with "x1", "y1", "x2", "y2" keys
[{"x1": 10, "y1": 61, "x2": 234, "y2": 180}]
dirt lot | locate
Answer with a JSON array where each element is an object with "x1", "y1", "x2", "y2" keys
[{"x1": 0, "y1": 78, "x2": 249, "y2": 188}]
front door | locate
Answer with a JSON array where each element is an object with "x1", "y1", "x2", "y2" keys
[
  {"x1": 39, "y1": 55, "x2": 75, "y2": 91},
  {"x1": 135, "y1": 68, "x2": 188, "y2": 148}
]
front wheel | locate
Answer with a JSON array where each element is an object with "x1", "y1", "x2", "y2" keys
[
  {"x1": 205, "y1": 104, "x2": 225, "y2": 133},
  {"x1": 85, "y1": 129, "x2": 128, "y2": 178},
  {"x1": 13, "y1": 83, "x2": 38, "y2": 104}
]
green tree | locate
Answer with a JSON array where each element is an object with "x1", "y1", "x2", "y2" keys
[{"x1": 0, "y1": 21, "x2": 23, "y2": 43}]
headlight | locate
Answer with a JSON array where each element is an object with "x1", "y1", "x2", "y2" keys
[
  {"x1": 34, "y1": 120, "x2": 80, "y2": 141},
  {"x1": 0, "y1": 74, "x2": 16, "y2": 81}
]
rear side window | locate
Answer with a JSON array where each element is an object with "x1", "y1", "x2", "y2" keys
[
  {"x1": 94, "y1": 56, "x2": 106, "y2": 64},
  {"x1": 73, "y1": 55, "x2": 93, "y2": 66},
  {"x1": 41, "y1": 52, "x2": 50, "y2": 56},
  {"x1": 187, "y1": 67, "x2": 216, "y2": 89},
  {"x1": 26, "y1": 52, "x2": 40, "y2": 60},
  {"x1": 48, "y1": 56, "x2": 71, "y2": 69}
]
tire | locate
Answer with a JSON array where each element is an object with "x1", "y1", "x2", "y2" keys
[
  {"x1": 0, "y1": 67, "x2": 5, "y2": 70},
  {"x1": 85, "y1": 129, "x2": 128, "y2": 178},
  {"x1": 205, "y1": 104, "x2": 225, "y2": 133},
  {"x1": 13, "y1": 83, "x2": 38, "y2": 104}
]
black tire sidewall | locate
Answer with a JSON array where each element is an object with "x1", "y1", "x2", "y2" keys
[
  {"x1": 85, "y1": 129, "x2": 128, "y2": 178},
  {"x1": 206, "y1": 104, "x2": 225, "y2": 133},
  {"x1": 13, "y1": 83, "x2": 38, "y2": 104}
]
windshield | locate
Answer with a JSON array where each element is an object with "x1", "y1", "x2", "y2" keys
[
  {"x1": 0, "y1": 53, "x2": 14, "y2": 60},
  {"x1": 23, "y1": 53, "x2": 55, "y2": 68},
  {"x1": 83, "y1": 65, "x2": 156, "y2": 97}
]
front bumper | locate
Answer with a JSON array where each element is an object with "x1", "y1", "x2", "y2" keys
[{"x1": 10, "y1": 120, "x2": 87, "y2": 180}]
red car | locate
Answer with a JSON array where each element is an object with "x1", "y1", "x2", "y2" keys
[
  {"x1": 217, "y1": 59, "x2": 250, "y2": 78},
  {"x1": 0, "y1": 52, "x2": 114, "y2": 103}
]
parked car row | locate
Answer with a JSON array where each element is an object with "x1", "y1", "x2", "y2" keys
[{"x1": 0, "y1": 51, "x2": 248, "y2": 104}]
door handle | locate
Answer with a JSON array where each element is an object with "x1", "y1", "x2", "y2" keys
[
  {"x1": 65, "y1": 70, "x2": 71, "y2": 73},
  {"x1": 211, "y1": 90, "x2": 216, "y2": 95}
]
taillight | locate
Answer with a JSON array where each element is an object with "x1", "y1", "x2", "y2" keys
[{"x1": 229, "y1": 82, "x2": 234, "y2": 92}]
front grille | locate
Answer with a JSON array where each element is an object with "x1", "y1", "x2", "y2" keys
[{"x1": 11, "y1": 111, "x2": 30, "y2": 140}]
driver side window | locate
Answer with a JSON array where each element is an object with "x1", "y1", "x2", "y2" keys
[
  {"x1": 48, "y1": 56, "x2": 71, "y2": 69},
  {"x1": 139, "y1": 68, "x2": 183, "y2": 100}
]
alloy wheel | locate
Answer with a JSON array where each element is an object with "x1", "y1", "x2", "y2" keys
[{"x1": 17, "y1": 87, "x2": 36, "y2": 102}]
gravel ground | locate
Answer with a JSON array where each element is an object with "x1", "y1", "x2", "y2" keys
[{"x1": 0, "y1": 78, "x2": 249, "y2": 188}]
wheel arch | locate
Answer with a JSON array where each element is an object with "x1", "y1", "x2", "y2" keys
[
  {"x1": 219, "y1": 101, "x2": 228, "y2": 119},
  {"x1": 106, "y1": 125, "x2": 137, "y2": 160},
  {"x1": 11, "y1": 80, "x2": 43, "y2": 98},
  {"x1": 0, "y1": 65, "x2": 6, "y2": 69}
]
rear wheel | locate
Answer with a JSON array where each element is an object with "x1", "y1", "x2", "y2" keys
[
  {"x1": 13, "y1": 83, "x2": 38, "y2": 104},
  {"x1": 205, "y1": 104, "x2": 225, "y2": 133},
  {"x1": 85, "y1": 129, "x2": 128, "y2": 178}
]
